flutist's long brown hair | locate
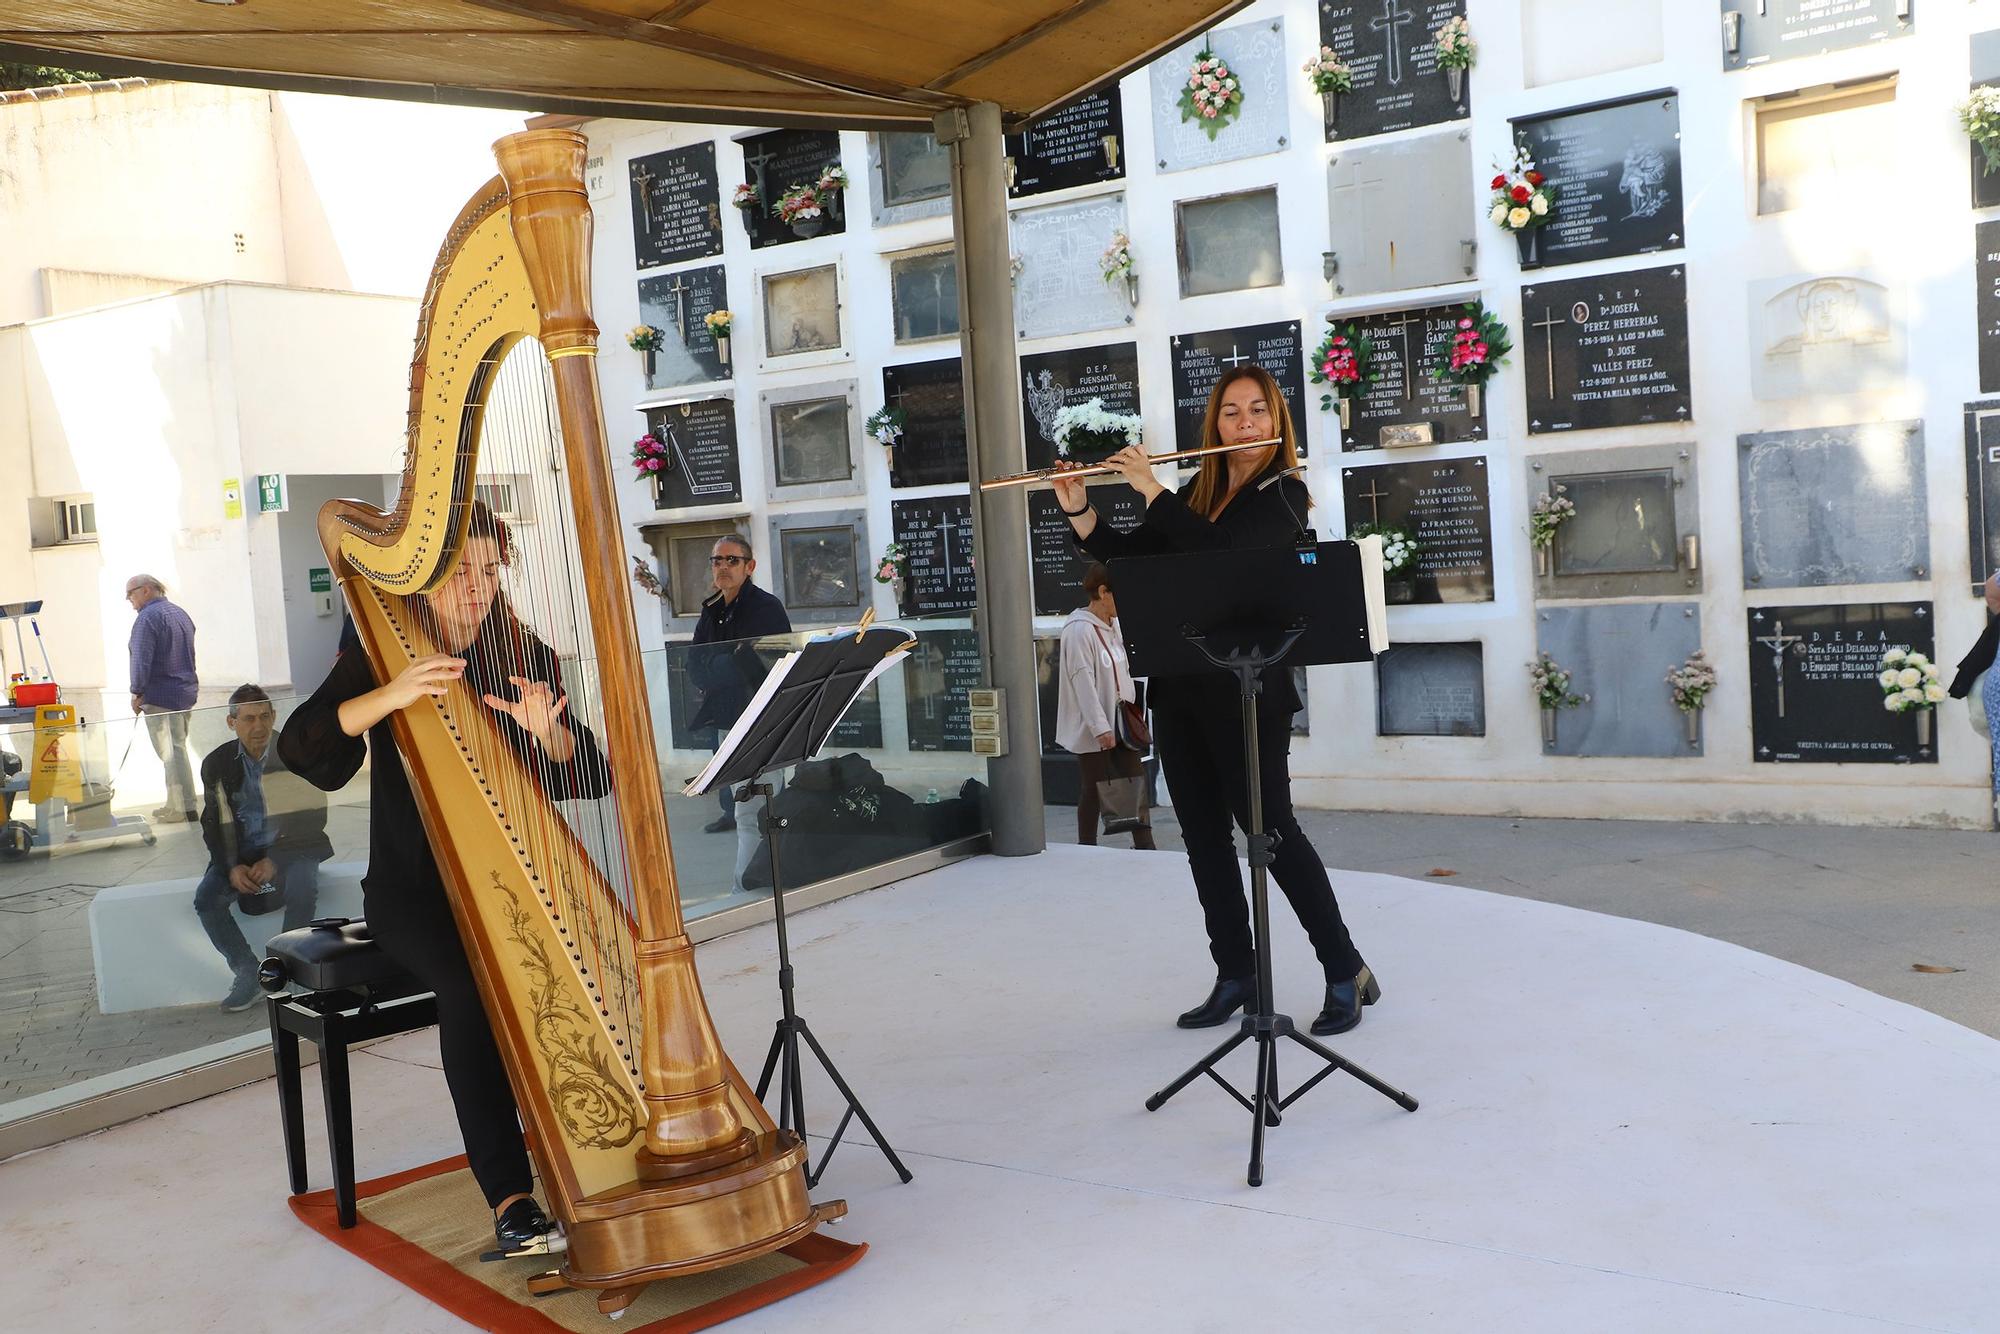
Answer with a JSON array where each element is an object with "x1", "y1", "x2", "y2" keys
[{"x1": 1183, "y1": 364, "x2": 1307, "y2": 519}]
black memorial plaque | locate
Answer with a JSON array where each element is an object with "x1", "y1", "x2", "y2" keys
[
  {"x1": 1020, "y1": 342, "x2": 1143, "y2": 471},
  {"x1": 884, "y1": 357, "x2": 969, "y2": 488},
  {"x1": 1523, "y1": 265, "x2": 1691, "y2": 435},
  {"x1": 903, "y1": 628, "x2": 982, "y2": 753},
  {"x1": 827, "y1": 680, "x2": 884, "y2": 750},
  {"x1": 1748, "y1": 602, "x2": 1935, "y2": 764},
  {"x1": 1027, "y1": 483, "x2": 1147, "y2": 615},
  {"x1": 1341, "y1": 304, "x2": 1487, "y2": 451},
  {"x1": 891, "y1": 495, "x2": 978, "y2": 616},
  {"x1": 644, "y1": 400, "x2": 742, "y2": 510},
  {"x1": 1006, "y1": 88, "x2": 1126, "y2": 198},
  {"x1": 1722, "y1": 0, "x2": 1913, "y2": 73},
  {"x1": 1512, "y1": 92, "x2": 1683, "y2": 270},
  {"x1": 1980, "y1": 223, "x2": 2000, "y2": 395},
  {"x1": 1170, "y1": 321, "x2": 1308, "y2": 456},
  {"x1": 1341, "y1": 457, "x2": 1494, "y2": 603},
  {"x1": 1316, "y1": 0, "x2": 1469, "y2": 144},
  {"x1": 1966, "y1": 399, "x2": 2000, "y2": 596},
  {"x1": 636, "y1": 264, "x2": 728, "y2": 389},
  {"x1": 737, "y1": 128, "x2": 846, "y2": 250},
  {"x1": 629, "y1": 143, "x2": 724, "y2": 271}
]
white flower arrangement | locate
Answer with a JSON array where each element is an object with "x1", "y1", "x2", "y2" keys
[
  {"x1": 1053, "y1": 398, "x2": 1144, "y2": 458},
  {"x1": 864, "y1": 405, "x2": 905, "y2": 446},
  {"x1": 1878, "y1": 648, "x2": 1945, "y2": 712},
  {"x1": 1666, "y1": 650, "x2": 1717, "y2": 714},
  {"x1": 1530, "y1": 651, "x2": 1584, "y2": 711},
  {"x1": 1960, "y1": 87, "x2": 2000, "y2": 176},
  {"x1": 1350, "y1": 521, "x2": 1418, "y2": 576},
  {"x1": 1099, "y1": 231, "x2": 1135, "y2": 285},
  {"x1": 1433, "y1": 15, "x2": 1475, "y2": 71},
  {"x1": 1528, "y1": 487, "x2": 1576, "y2": 550}
]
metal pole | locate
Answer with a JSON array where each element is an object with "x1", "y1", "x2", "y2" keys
[{"x1": 937, "y1": 101, "x2": 1044, "y2": 857}]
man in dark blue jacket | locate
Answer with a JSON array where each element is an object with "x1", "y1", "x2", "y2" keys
[
  {"x1": 125, "y1": 573, "x2": 199, "y2": 822},
  {"x1": 687, "y1": 535, "x2": 791, "y2": 833},
  {"x1": 195, "y1": 684, "x2": 333, "y2": 1011}
]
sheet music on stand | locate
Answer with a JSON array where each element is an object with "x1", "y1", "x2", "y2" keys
[{"x1": 683, "y1": 620, "x2": 914, "y2": 798}]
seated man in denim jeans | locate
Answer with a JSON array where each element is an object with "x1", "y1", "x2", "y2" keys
[{"x1": 195, "y1": 685, "x2": 332, "y2": 1012}]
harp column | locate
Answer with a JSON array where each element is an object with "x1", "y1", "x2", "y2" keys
[{"x1": 938, "y1": 100, "x2": 1046, "y2": 858}]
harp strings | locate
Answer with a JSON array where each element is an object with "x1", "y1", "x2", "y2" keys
[{"x1": 440, "y1": 338, "x2": 647, "y2": 1076}]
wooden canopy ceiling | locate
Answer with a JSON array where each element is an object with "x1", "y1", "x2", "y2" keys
[{"x1": 0, "y1": 0, "x2": 1253, "y2": 131}]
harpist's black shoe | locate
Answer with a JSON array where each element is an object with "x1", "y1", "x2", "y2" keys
[
  {"x1": 1176, "y1": 975, "x2": 1257, "y2": 1029},
  {"x1": 483, "y1": 1198, "x2": 566, "y2": 1261},
  {"x1": 1310, "y1": 965, "x2": 1381, "y2": 1037}
]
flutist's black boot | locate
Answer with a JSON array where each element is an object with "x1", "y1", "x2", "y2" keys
[
  {"x1": 1176, "y1": 975, "x2": 1256, "y2": 1029},
  {"x1": 1310, "y1": 964, "x2": 1380, "y2": 1037}
]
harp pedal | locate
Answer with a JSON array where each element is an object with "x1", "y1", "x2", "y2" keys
[{"x1": 479, "y1": 1228, "x2": 569, "y2": 1263}]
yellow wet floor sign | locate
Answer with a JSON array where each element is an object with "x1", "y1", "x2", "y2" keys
[{"x1": 29, "y1": 704, "x2": 83, "y2": 804}]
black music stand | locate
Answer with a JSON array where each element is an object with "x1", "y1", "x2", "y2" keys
[
  {"x1": 1112, "y1": 541, "x2": 1418, "y2": 1187},
  {"x1": 686, "y1": 623, "x2": 915, "y2": 1188}
]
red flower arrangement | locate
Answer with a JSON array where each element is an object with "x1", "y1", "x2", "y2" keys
[
  {"x1": 1430, "y1": 302, "x2": 1512, "y2": 388},
  {"x1": 630, "y1": 432, "x2": 669, "y2": 479},
  {"x1": 1309, "y1": 323, "x2": 1375, "y2": 411}
]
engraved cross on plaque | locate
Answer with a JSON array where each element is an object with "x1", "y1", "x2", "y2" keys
[
  {"x1": 1384, "y1": 310, "x2": 1426, "y2": 396},
  {"x1": 1530, "y1": 304, "x2": 1569, "y2": 398},
  {"x1": 663, "y1": 274, "x2": 691, "y2": 343},
  {"x1": 933, "y1": 510, "x2": 963, "y2": 584},
  {"x1": 1754, "y1": 618, "x2": 1803, "y2": 719},
  {"x1": 1357, "y1": 475, "x2": 1390, "y2": 525},
  {"x1": 1221, "y1": 344, "x2": 1252, "y2": 369},
  {"x1": 631, "y1": 162, "x2": 656, "y2": 234},
  {"x1": 1371, "y1": 0, "x2": 1418, "y2": 86}
]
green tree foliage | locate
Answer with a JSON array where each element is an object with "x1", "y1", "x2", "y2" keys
[{"x1": 0, "y1": 64, "x2": 105, "y2": 92}]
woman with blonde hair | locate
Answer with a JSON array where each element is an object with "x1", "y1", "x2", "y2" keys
[{"x1": 1051, "y1": 365, "x2": 1377, "y2": 1037}]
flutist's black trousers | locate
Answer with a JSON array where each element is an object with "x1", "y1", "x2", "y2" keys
[{"x1": 1152, "y1": 694, "x2": 1365, "y2": 985}]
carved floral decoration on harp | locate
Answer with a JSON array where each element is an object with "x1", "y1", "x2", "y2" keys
[{"x1": 497, "y1": 872, "x2": 643, "y2": 1150}]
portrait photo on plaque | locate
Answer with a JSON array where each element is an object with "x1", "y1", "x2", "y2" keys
[{"x1": 760, "y1": 263, "x2": 843, "y2": 359}]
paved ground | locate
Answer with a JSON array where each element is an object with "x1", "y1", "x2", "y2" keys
[{"x1": 5, "y1": 795, "x2": 1995, "y2": 1110}]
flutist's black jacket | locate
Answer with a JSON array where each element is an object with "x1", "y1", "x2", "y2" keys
[{"x1": 1074, "y1": 467, "x2": 1312, "y2": 714}]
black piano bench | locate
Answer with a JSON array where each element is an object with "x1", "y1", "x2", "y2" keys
[{"x1": 260, "y1": 918, "x2": 437, "y2": 1229}]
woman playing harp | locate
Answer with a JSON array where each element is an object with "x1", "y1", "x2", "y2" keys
[{"x1": 282, "y1": 500, "x2": 609, "y2": 1254}]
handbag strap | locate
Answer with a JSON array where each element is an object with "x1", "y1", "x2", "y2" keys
[{"x1": 1088, "y1": 623, "x2": 1128, "y2": 699}]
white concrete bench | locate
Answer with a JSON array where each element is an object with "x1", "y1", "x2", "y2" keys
[{"x1": 88, "y1": 862, "x2": 367, "y2": 1014}]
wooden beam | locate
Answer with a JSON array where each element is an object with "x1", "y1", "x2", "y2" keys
[
  {"x1": 469, "y1": 0, "x2": 962, "y2": 111},
  {"x1": 644, "y1": 1, "x2": 714, "y2": 21},
  {"x1": 924, "y1": 0, "x2": 1118, "y2": 92}
]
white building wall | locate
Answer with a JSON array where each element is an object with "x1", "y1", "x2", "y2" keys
[{"x1": 570, "y1": 0, "x2": 2000, "y2": 828}]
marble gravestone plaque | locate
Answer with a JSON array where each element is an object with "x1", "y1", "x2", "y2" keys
[
  {"x1": 1008, "y1": 88, "x2": 1126, "y2": 197},
  {"x1": 1012, "y1": 194, "x2": 1131, "y2": 341},
  {"x1": 1375, "y1": 641, "x2": 1485, "y2": 737},
  {"x1": 1028, "y1": 483, "x2": 1147, "y2": 615},
  {"x1": 1738, "y1": 422, "x2": 1928, "y2": 590},
  {"x1": 1721, "y1": 0, "x2": 1913, "y2": 73},
  {"x1": 1979, "y1": 224, "x2": 2000, "y2": 394},
  {"x1": 1523, "y1": 265, "x2": 1691, "y2": 434},
  {"x1": 1513, "y1": 92, "x2": 1683, "y2": 270},
  {"x1": 1170, "y1": 321, "x2": 1307, "y2": 456},
  {"x1": 636, "y1": 265, "x2": 728, "y2": 390},
  {"x1": 904, "y1": 628, "x2": 982, "y2": 753},
  {"x1": 891, "y1": 495, "x2": 977, "y2": 616},
  {"x1": 884, "y1": 357, "x2": 968, "y2": 489},
  {"x1": 1148, "y1": 18, "x2": 1292, "y2": 174},
  {"x1": 737, "y1": 127, "x2": 845, "y2": 250},
  {"x1": 628, "y1": 143, "x2": 723, "y2": 270},
  {"x1": 1341, "y1": 303, "x2": 1486, "y2": 451},
  {"x1": 1965, "y1": 400, "x2": 2000, "y2": 596},
  {"x1": 643, "y1": 400, "x2": 741, "y2": 510},
  {"x1": 1749, "y1": 603, "x2": 1934, "y2": 764},
  {"x1": 1750, "y1": 273, "x2": 1903, "y2": 402},
  {"x1": 1342, "y1": 457, "x2": 1494, "y2": 603},
  {"x1": 1020, "y1": 342, "x2": 1142, "y2": 471},
  {"x1": 1538, "y1": 603, "x2": 1702, "y2": 758},
  {"x1": 1324, "y1": 130, "x2": 1476, "y2": 298},
  {"x1": 1317, "y1": 0, "x2": 1469, "y2": 144}
]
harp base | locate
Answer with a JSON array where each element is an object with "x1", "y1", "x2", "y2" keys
[
  {"x1": 633, "y1": 1129, "x2": 758, "y2": 1182},
  {"x1": 528, "y1": 1200, "x2": 848, "y2": 1311}
]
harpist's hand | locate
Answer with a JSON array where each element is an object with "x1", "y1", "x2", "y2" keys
[
  {"x1": 383, "y1": 654, "x2": 465, "y2": 711},
  {"x1": 483, "y1": 676, "x2": 570, "y2": 743}
]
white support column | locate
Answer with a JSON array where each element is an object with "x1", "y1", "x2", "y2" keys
[{"x1": 937, "y1": 101, "x2": 1044, "y2": 857}]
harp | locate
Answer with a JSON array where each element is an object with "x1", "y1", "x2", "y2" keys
[{"x1": 314, "y1": 130, "x2": 837, "y2": 1312}]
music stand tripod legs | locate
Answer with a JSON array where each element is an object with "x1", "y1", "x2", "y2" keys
[
  {"x1": 1142, "y1": 636, "x2": 1418, "y2": 1188},
  {"x1": 739, "y1": 780, "x2": 913, "y2": 1188}
]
